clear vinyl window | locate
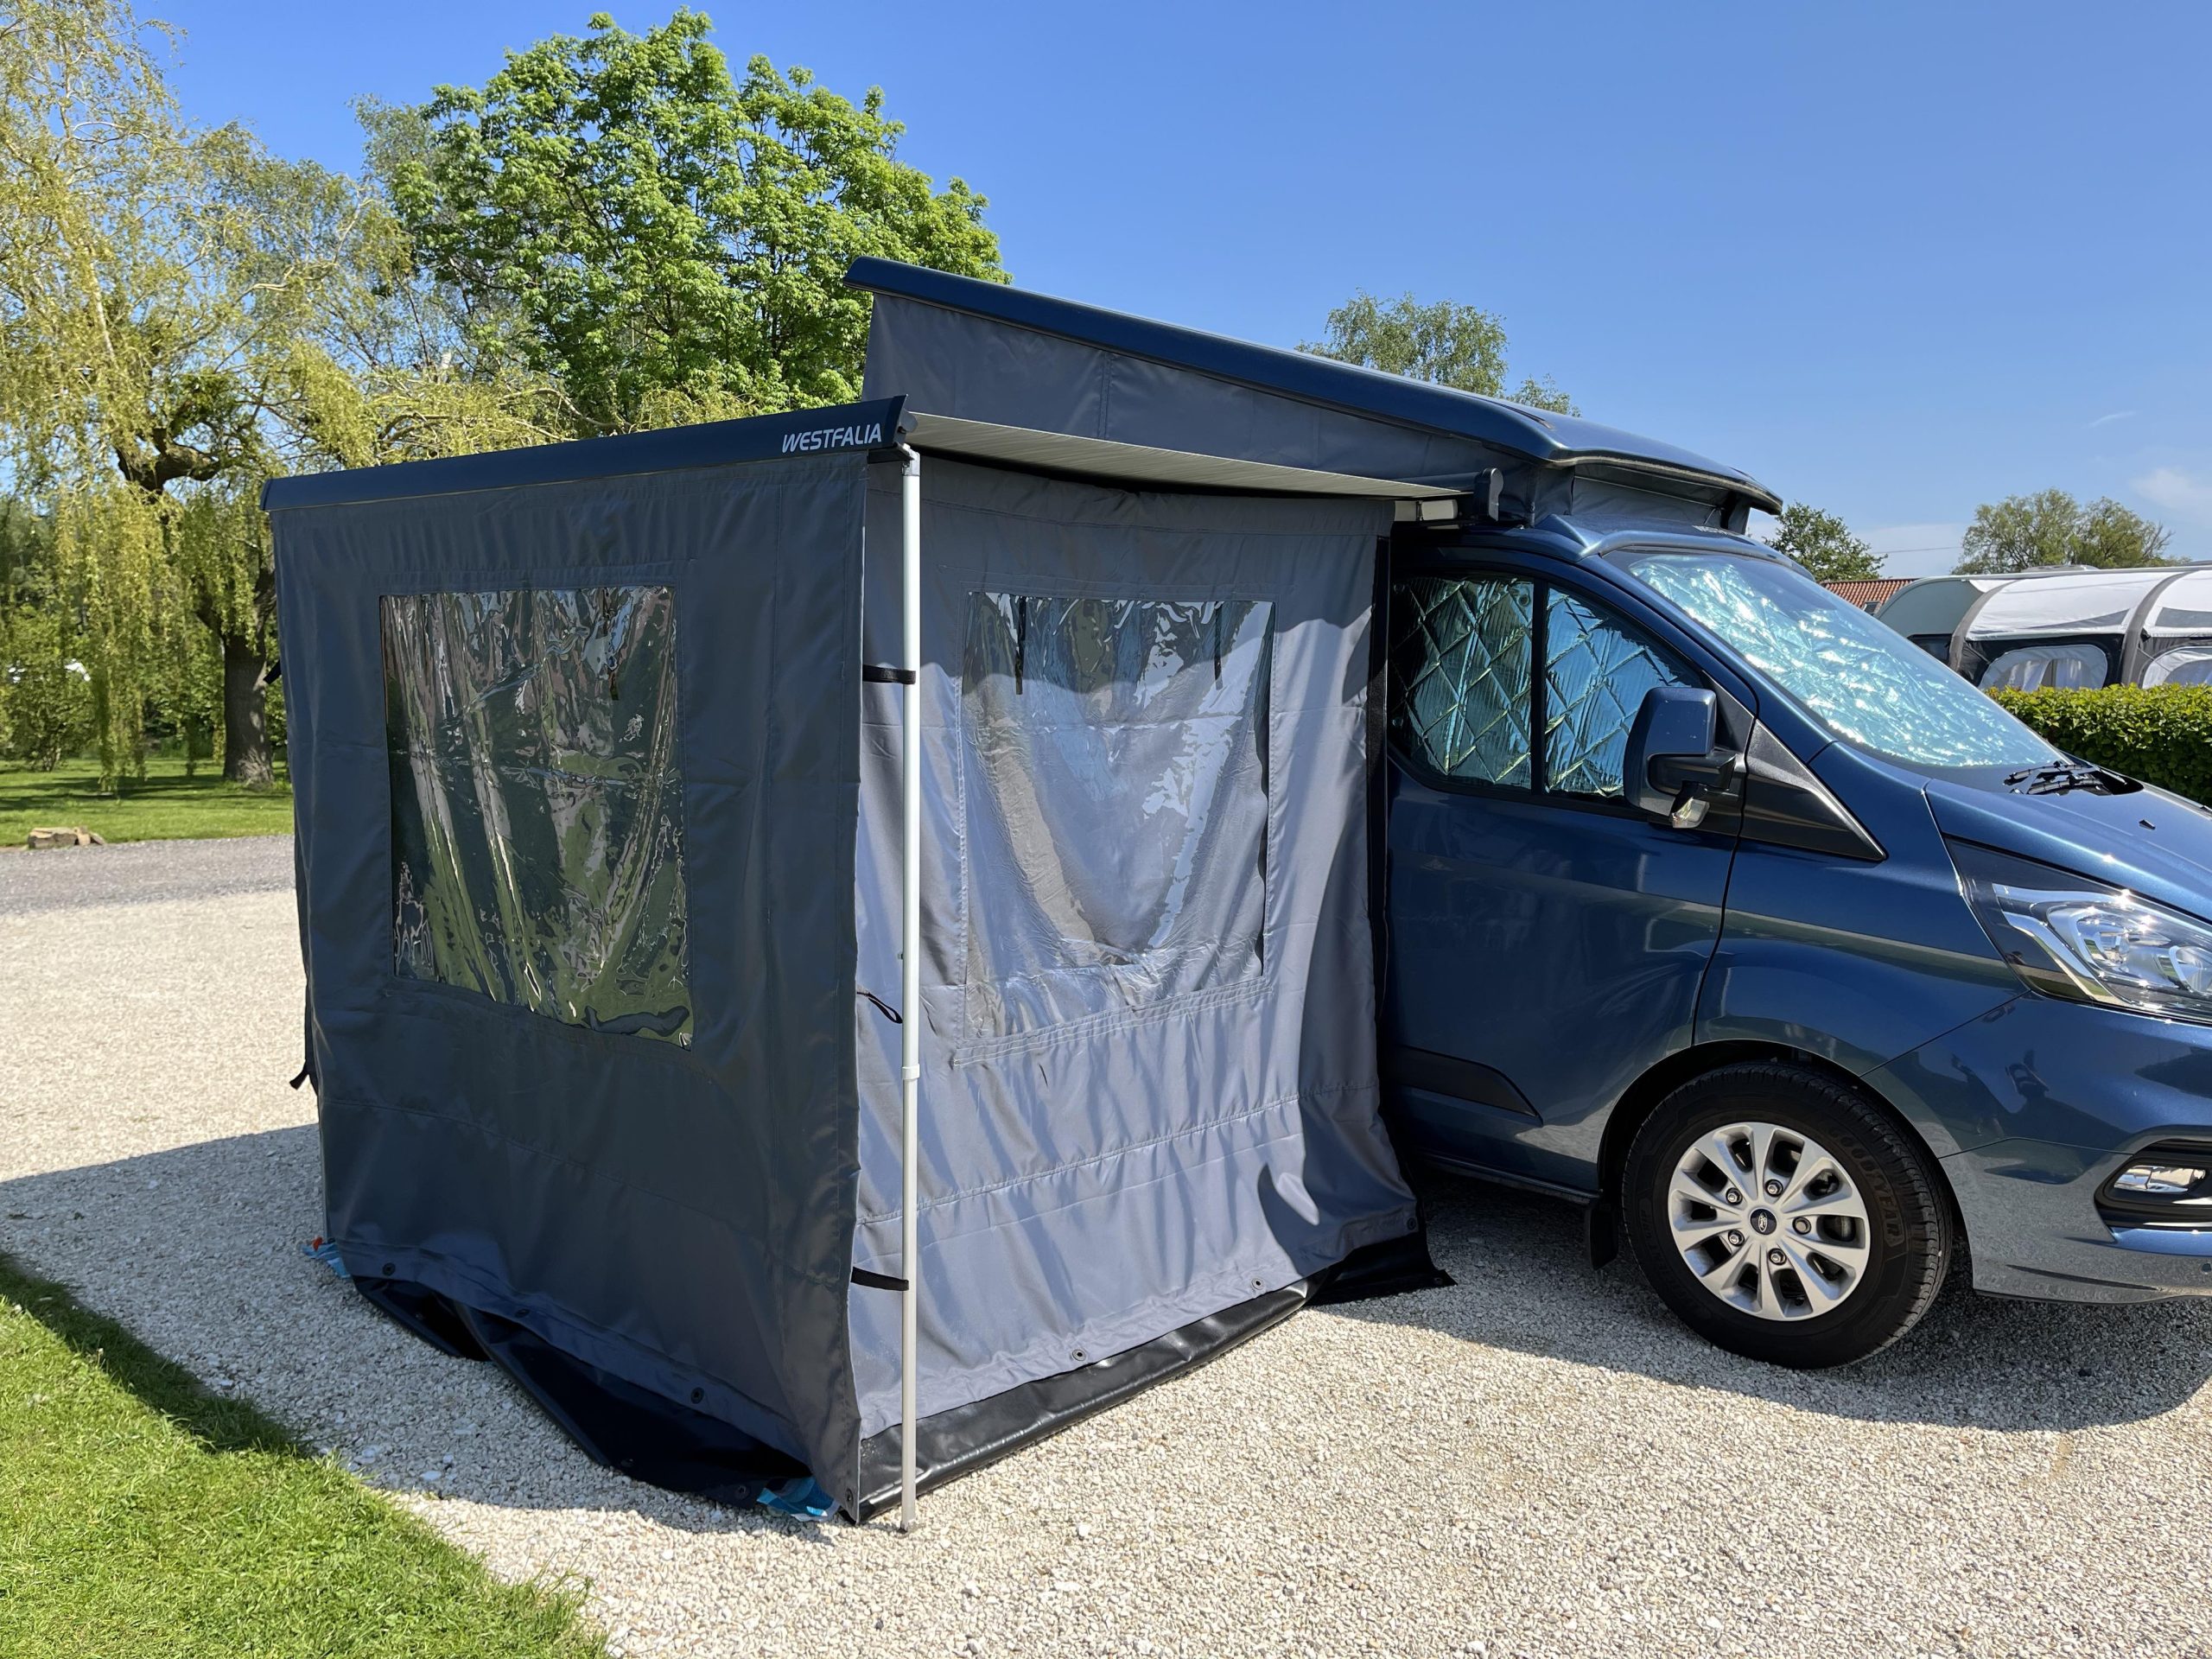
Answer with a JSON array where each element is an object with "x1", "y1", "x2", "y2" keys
[
  {"x1": 1975, "y1": 643, "x2": 2110, "y2": 692},
  {"x1": 382, "y1": 586, "x2": 692, "y2": 1044},
  {"x1": 960, "y1": 592, "x2": 1272, "y2": 1040}
]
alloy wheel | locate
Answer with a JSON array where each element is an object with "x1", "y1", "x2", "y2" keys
[{"x1": 1667, "y1": 1121, "x2": 1872, "y2": 1321}]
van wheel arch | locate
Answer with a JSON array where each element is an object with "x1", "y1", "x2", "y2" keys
[{"x1": 1592, "y1": 1044, "x2": 1967, "y2": 1266}]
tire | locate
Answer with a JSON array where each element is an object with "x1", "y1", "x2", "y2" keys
[{"x1": 1621, "y1": 1062, "x2": 1952, "y2": 1369}]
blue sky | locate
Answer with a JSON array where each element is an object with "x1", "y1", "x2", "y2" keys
[{"x1": 154, "y1": 1, "x2": 2212, "y2": 574}]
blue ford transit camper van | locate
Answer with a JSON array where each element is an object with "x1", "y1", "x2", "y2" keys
[
  {"x1": 854, "y1": 259, "x2": 2212, "y2": 1370},
  {"x1": 264, "y1": 261, "x2": 2212, "y2": 1527}
]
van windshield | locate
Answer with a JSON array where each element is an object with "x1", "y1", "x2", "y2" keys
[{"x1": 1624, "y1": 550, "x2": 2062, "y2": 769}]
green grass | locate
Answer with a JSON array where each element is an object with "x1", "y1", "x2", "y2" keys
[
  {"x1": 0, "y1": 753, "x2": 295, "y2": 847},
  {"x1": 0, "y1": 1251, "x2": 605, "y2": 1659}
]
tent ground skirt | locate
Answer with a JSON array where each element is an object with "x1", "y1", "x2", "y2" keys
[
  {"x1": 352, "y1": 1231, "x2": 1447, "y2": 1522},
  {"x1": 353, "y1": 1276, "x2": 807, "y2": 1507},
  {"x1": 853, "y1": 1231, "x2": 1446, "y2": 1521}
]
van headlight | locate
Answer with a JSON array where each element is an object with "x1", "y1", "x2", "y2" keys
[{"x1": 1950, "y1": 840, "x2": 2212, "y2": 1025}]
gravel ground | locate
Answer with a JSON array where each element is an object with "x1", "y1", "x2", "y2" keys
[{"x1": 4, "y1": 835, "x2": 2211, "y2": 1659}]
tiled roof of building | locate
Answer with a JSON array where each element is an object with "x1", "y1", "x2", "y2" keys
[{"x1": 1824, "y1": 577, "x2": 1913, "y2": 611}]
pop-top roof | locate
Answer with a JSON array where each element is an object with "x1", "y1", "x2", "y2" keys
[{"x1": 845, "y1": 257, "x2": 1778, "y2": 512}]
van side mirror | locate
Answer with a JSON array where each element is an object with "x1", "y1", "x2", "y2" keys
[{"x1": 1624, "y1": 686, "x2": 1732, "y2": 827}]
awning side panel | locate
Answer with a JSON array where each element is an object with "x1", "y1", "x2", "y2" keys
[
  {"x1": 849, "y1": 461, "x2": 1420, "y2": 1457},
  {"x1": 275, "y1": 453, "x2": 870, "y2": 1497}
]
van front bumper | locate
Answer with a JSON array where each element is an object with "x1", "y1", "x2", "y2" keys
[{"x1": 1869, "y1": 996, "x2": 2212, "y2": 1304}]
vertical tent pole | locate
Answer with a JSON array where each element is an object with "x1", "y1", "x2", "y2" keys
[{"x1": 897, "y1": 443, "x2": 923, "y2": 1532}]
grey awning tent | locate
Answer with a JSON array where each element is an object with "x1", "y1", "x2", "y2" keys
[
  {"x1": 1951, "y1": 565, "x2": 2210, "y2": 690},
  {"x1": 267, "y1": 258, "x2": 1770, "y2": 1524},
  {"x1": 2132, "y1": 568, "x2": 2212, "y2": 685},
  {"x1": 265, "y1": 394, "x2": 1444, "y2": 1524},
  {"x1": 1873, "y1": 575, "x2": 2018, "y2": 662}
]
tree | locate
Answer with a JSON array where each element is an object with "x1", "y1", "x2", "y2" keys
[
  {"x1": 1764, "y1": 502, "x2": 1882, "y2": 584},
  {"x1": 162, "y1": 141, "x2": 574, "y2": 782},
  {"x1": 0, "y1": 499, "x2": 92, "y2": 767},
  {"x1": 0, "y1": 3, "x2": 321, "y2": 785},
  {"x1": 1300, "y1": 289, "x2": 1577, "y2": 415},
  {"x1": 0, "y1": 4, "x2": 999, "y2": 782},
  {"x1": 0, "y1": 0, "x2": 192, "y2": 782},
  {"x1": 1955, "y1": 489, "x2": 2173, "y2": 574},
  {"x1": 380, "y1": 10, "x2": 1005, "y2": 435},
  {"x1": 0, "y1": 2, "x2": 556, "y2": 785}
]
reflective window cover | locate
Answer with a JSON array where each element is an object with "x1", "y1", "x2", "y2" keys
[
  {"x1": 1630, "y1": 551, "x2": 2058, "y2": 770},
  {"x1": 1389, "y1": 575, "x2": 1534, "y2": 786},
  {"x1": 1545, "y1": 590, "x2": 1686, "y2": 798},
  {"x1": 383, "y1": 587, "x2": 691, "y2": 1044},
  {"x1": 960, "y1": 593, "x2": 1270, "y2": 1039}
]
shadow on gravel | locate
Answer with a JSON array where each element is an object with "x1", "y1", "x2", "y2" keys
[
  {"x1": 8, "y1": 1128, "x2": 2209, "y2": 1540},
  {"x1": 1331, "y1": 1165, "x2": 2212, "y2": 1435},
  {"x1": 0, "y1": 1128, "x2": 836, "y2": 1540}
]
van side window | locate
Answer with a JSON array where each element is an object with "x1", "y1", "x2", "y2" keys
[
  {"x1": 1544, "y1": 590, "x2": 1691, "y2": 799},
  {"x1": 1391, "y1": 574, "x2": 1694, "y2": 801},
  {"x1": 1389, "y1": 575, "x2": 1535, "y2": 788}
]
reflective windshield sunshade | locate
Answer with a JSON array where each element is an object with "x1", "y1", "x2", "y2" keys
[{"x1": 1628, "y1": 552, "x2": 2059, "y2": 769}]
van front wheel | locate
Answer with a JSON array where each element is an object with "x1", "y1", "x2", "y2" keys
[{"x1": 1622, "y1": 1063, "x2": 1951, "y2": 1368}]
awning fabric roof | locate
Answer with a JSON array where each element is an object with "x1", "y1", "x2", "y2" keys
[
  {"x1": 847, "y1": 257, "x2": 1777, "y2": 512},
  {"x1": 1960, "y1": 567, "x2": 2185, "y2": 640},
  {"x1": 905, "y1": 410, "x2": 1458, "y2": 501},
  {"x1": 262, "y1": 397, "x2": 1458, "y2": 518},
  {"x1": 2143, "y1": 569, "x2": 2212, "y2": 639}
]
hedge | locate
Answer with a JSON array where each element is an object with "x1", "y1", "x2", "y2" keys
[{"x1": 1990, "y1": 684, "x2": 2212, "y2": 805}]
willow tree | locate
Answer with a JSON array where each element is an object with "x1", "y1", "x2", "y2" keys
[
  {"x1": 0, "y1": 2, "x2": 290, "y2": 781},
  {"x1": 0, "y1": 1, "x2": 556, "y2": 785},
  {"x1": 181, "y1": 133, "x2": 565, "y2": 781},
  {"x1": 0, "y1": 0, "x2": 192, "y2": 780}
]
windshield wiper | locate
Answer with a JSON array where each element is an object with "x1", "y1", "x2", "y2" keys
[{"x1": 2002, "y1": 762, "x2": 2138, "y2": 797}]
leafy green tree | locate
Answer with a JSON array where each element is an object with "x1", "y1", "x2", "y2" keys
[
  {"x1": 0, "y1": 1, "x2": 559, "y2": 785},
  {"x1": 379, "y1": 9, "x2": 1005, "y2": 435},
  {"x1": 0, "y1": 3, "x2": 329, "y2": 785},
  {"x1": 0, "y1": 499, "x2": 92, "y2": 767},
  {"x1": 0, "y1": 0, "x2": 193, "y2": 782},
  {"x1": 1955, "y1": 489, "x2": 2173, "y2": 574},
  {"x1": 289, "y1": 110, "x2": 569, "y2": 471},
  {"x1": 186, "y1": 139, "x2": 570, "y2": 782},
  {"x1": 1764, "y1": 502, "x2": 1882, "y2": 584},
  {"x1": 1300, "y1": 289, "x2": 1577, "y2": 415},
  {"x1": 1, "y1": 608, "x2": 92, "y2": 768}
]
